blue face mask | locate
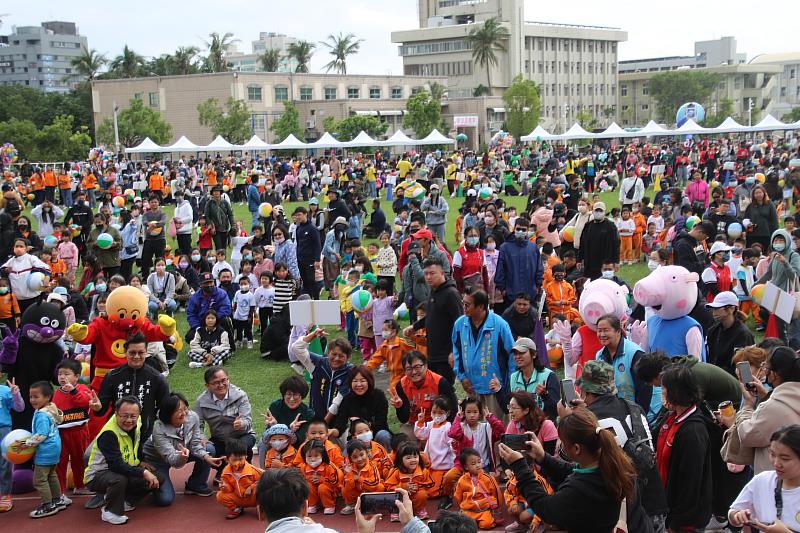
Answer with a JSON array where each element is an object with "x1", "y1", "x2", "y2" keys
[
  {"x1": 244, "y1": 254, "x2": 253, "y2": 261},
  {"x1": 466, "y1": 236, "x2": 479, "y2": 246},
  {"x1": 745, "y1": 177, "x2": 756, "y2": 185},
  {"x1": 95, "y1": 283, "x2": 107, "y2": 293},
  {"x1": 601, "y1": 270, "x2": 614, "y2": 280}
]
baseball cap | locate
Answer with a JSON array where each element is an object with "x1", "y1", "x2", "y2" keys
[
  {"x1": 575, "y1": 360, "x2": 617, "y2": 395},
  {"x1": 708, "y1": 241, "x2": 731, "y2": 256},
  {"x1": 511, "y1": 337, "x2": 537, "y2": 354},
  {"x1": 199, "y1": 272, "x2": 215, "y2": 284},
  {"x1": 593, "y1": 201, "x2": 606, "y2": 212},
  {"x1": 412, "y1": 228, "x2": 433, "y2": 240},
  {"x1": 706, "y1": 291, "x2": 739, "y2": 308},
  {"x1": 430, "y1": 183, "x2": 440, "y2": 190},
  {"x1": 309, "y1": 197, "x2": 319, "y2": 205}
]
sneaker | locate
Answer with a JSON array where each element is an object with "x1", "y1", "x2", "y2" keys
[
  {"x1": 85, "y1": 493, "x2": 106, "y2": 509},
  {"x1": 307, "y1": 505, "x2": 318, "y2": 515},
  {"x1": 123, "y1": 501, "x2": 135, "y2": 512},
  {"x1": 184, "y1": 485, "x2": 213, "y2": 497},
  {"x1": 72, "y1": 487, "x2": 94, "y2": 496},
  {"x1": 323, "y1": 507, "x2": 336, "y2": 515},
  {"x1": 390, "y1": 513, "x2": 400, "y2": 522},
  {"x1": 505, "y1": 521, "x2": 528, "y2": 533},
  {"x1": 0, "y1": 495, "x2": 12, "y2": 513},
  {"x1": 54, "y1": 494, "x2": 72, "y2": 510},
  {"x1": 340, "y1": 504, "x2": 355, "y2": 515},
  {"x1": 437, "y1": 495, "x2": 453, "y2": 510},
  {"x1": 290, "y1": 363, "x2": 305, "y2": 376},
  {"x1": 188, "y1": 361, "x2": 204, "y2": 368},
  {"x1": 705, "y1": 516, "x2": 728, "y2": 532},
  {"x1": 29, "y1": 502, "x2": 59, "y2": 518},
  {"x1": 247, "y1": 340, "x2": 253, "y2": 349},
  {"x1": 417, "y1": 509, "x2": 428, "y2": 520},
  {"x1": 261, "y1": 351, "x2": 271, "y2": 359},
  {"x1": 225, "y1": 507, "x2": 243, "y2": 520},
  {"x1": 101, "y1": 507, "x2": 129, "y2": 525}
]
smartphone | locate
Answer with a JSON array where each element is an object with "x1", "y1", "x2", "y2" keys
[
  {"x1": 561, "y1": 379, "x2": 576, "y2": 405},
  {"x1": 737, "y1": 361, "x2": 755, "y2": 390},
  {"x1": 359, "y1": 492, "x2": 400, "y2": 515},
  {"x1": 501, "y1": 433, "x2": 528, "y2": 452}
]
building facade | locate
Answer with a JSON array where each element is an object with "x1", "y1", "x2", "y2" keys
[
  {"x1": 225, "y1": 32, "x2": 299, "y2": 73},
  {"x1": 619, "y1": 37, "x2": 746, "y2": 74},
  {"x1": 391, "y1": 0, "x2": 627, "y2": 132},
  {"x1": 0, "y1": 21, "x2": 88, "y2": 93},
  {"x1": 91, "y1": 72, "x2": 447, "y2": 145},
  {"x1": 749, "y1": 53, "x2": 800, "y2": 120}
]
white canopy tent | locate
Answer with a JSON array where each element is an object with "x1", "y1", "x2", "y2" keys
[
  {"x1": 672, "y1": 118, "x2": 710, "y2": 136},
  {"x1": 271, "y1": 134, "x2": 308, "y2": 151},
  {"x1": 381, "y1": 130, "x2": 417, "y2": 146},
  {"x1": 520, "y1": 124, "x2": 558, "y2": 142},
  {"x1": 308, "y1": 132, "x2": 343, "y2": 150},
  {"x1": 592, "y1": 122, "x2": 636, "y2": 139},
  {"x1": 415, "y1": 129, "x2": 455, "y2": 145},
  {"x1": 162, "y1": 135, "x2": 201, "y2": 153},
  {"x1": 125, "y1": 137, "x2": 164, "y2": 154},
  {"x1": 202, "y1": 135, "x2": 237, "y2": 152},
  {"x1": 635, "y1": 120, "x2": 672, "y2": 137},
  {"x1": 712, "y1": 117, "x2": 749, "y2": 134},
  {"x1": 751, "y1": 114, "x2": 797, "y2": 131},
  {"x1": 238, "y1": 135, "x2": 270, "y2": 151},
  {"x1": 559, "y1": 123, "x2": 595, "y2": 140},
  {"x1": 341, "y1": 131, "x2": 379, "y2": 148}
]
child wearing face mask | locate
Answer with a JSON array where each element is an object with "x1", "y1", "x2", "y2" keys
[
  {"x1": 257, "y1": 424, "x2": 297, "y2": 471},
  {"x1": 215, "y1": 438, "x2": 262, "y2": 520},
  {"x1": 231, "y1": 278, "x2": 255, "y2": 349},
  {"x1": 57, "y1": 232, "x2": 79, "y2": 283},
  {"x1": 413, "y1": 396, "x2": 455, "y2": 500},
  {"x1": 0, "y1": 278, "x2": 20, "y2": 330},
  {"x1": 483, "y1": 235, "x2": 503, "y2": 308},
  {"x1": 197, "y1": 216, "x2": 214, "y2": 257},
  {"x1": 2, "y1": 238, "x2": 51, "y2": 312},
  {"x1": 543, "y1": 264, "x2": 579, "y2": 324},
  {"x1": 366, "y1": 319, "x2": 413, "y2": 387},
  {"x1": 296, "y1": 439, "x2": 342, "y2": 515},
  {"x1": 348, "y1": 419, "x2": 390, "y2": 475}
]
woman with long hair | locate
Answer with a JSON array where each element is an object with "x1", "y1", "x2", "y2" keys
[
  {"x1": 505, "y1": 391, "x2": 558, "y2": 455},
  {"x1": 744, "y1": 184, "x2": 778, "y2": 250},
  {"x1": 498, "y1": 407, "x2": 653, "y2": 533}
]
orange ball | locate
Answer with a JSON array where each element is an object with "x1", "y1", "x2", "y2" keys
[
  {"x1": 750, "y1": 283, "x2": 765, "y2": 304},
  {"x1": 561, "y1": 226, "x2": 575, "y2": 243}
]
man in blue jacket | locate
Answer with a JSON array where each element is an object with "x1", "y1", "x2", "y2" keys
[
  {"x1": 247, "y1": 178, "x2": 262, "y2": 228},
  {"x1": 494, "y1": 218, "x2": 543, "y2": 315},
  {"x1": 452, "y1": 288, "x2": 515, "y2": 420},
  {"x1": 185, "y1": 272, "x2": 233, "y2": 343}
]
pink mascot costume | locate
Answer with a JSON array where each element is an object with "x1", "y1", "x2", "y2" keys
[
  {"x1": 553, "y1": 279, "x2": 629, "y2": 379},
  {"x1": 531, "y1": 206, "x2": 560, "y2": 247},
  {"x1": 630, "y1": 265, "x2": 706, "y2": 361}
]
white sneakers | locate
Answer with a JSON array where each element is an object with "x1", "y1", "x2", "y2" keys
[
  {"x1": 188, "y1": 361, "x2": 204, "y2": 368},
  {"x1": 101, "y1": 507, "x2": 128, "y2": 525}
]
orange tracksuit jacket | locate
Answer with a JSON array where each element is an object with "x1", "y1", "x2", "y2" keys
[
  {"x1": 262, "y1": 445, "x2": 298, "y2": 469},
  {"x1": 366, "y1": 335, "x2": 416, "y2": 388},
  {"x1": 543, "y1": 279, "x2": 580, "y2": 322},
  {"x1": 384, "y1": 466, "x2": 434, "y2": 512},
  {"x1": 216, "y1": 462, "x2": 262, "y2": 510},
  {"x1": 82, "y1": 174, "x2": 97, "y2": 190},
  {"x1": 454, "y1": 471, "x2": 503, "y2": 529},
  {"x1": 149, "y1": 173, "x2": 164, "y2": 192},
  {"x1": 342, "y1": 460, "x2": 384, "y2": 504},
  {"x1": 298, "y1": 461, "x2": 342, "y2": 509},
  {"x1": 294, "y1": 439, "x2": 344, "y2": 469}
]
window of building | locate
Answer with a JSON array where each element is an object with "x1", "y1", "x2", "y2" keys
[
  {"x1": 253, "y1": 116, "x2": 266, "y2": 132},
  {"x1": 611, "y1": 84, "x2": 616, "y2": 96},
  {"x1": 538, "y1": 38, "x2": 544, "y2": 50},
  {"x1": 324, "y1": 87, "x2": 337, "y2": 100},
  {"x1": 642, "y1": 82, "x2": 648, "y2": 96},
  {"x1": 544, "y1": 84, "x2": 549, "y2": 96},
  {"x1": 369, "y1": 87, "x2": 381, "y2": 99},
  {"x1": 641, "y1": 104, "x2": 649, "y2": 111},
  {"x1": 134, "y1": 92, "x2": 143, "y2": 101},
  {"x1": 347, "y1": 87, "x2": 360, "y2": 99},
  {"x1": 411, "y1": 86, "x2": 423, "y2": 95},
  {"x1": 791, "y1": 68, "x2": 796, "y2": 79},
  {"x1": 274, "y1": 86, "x2": 288, "y2": 101},
  {"x1": 781, "y1": 86, "x2": 787, "y2": 97},
  {"x1": 576, "y1": 84, "x2": 582, "y2": 96},
  {"x1": 588, "y1": 85, "x2": 593, "y2": 96},
  {"x1": 300, "y1": 86, "x2": 313, "y2": 100},
  {"x1": 247, "y1": 85, "x2": 262, "y2": 101},
  {"x1": 588, "y1": 41, "x2": 594, "y2": 52},
  {"x1": 148, "y1": 92, "x2": 159, "y2": 107},
  {"x1": 620, "y1": 84, "x2": 627, "y2": 97},
  {"x1": 524, "y1": 60, "x2": 529, "y2": 73},
  {"x1": 601, "y1": 42, "x2": 606, "y2": 53},
  {"x1": 391, "y1": 86, "x2": 403, "y2": 99}
]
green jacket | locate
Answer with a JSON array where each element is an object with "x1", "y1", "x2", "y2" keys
[
  {"x1": 673, "y1": 356, "x2": 742, "y2": 408},
  {"x1": 87, "y1": 225, "x2": 122, "y2": 268}
]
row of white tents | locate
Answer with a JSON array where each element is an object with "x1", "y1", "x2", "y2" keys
[
  {"x1": 126, "y1": 129, "x2": 454, "y2": 154},
  {"x1": 521, "y1": 114, "x2": 800, "y2": 142}
]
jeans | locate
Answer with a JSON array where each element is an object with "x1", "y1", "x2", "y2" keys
[
  {"x1": 250, "y1": 210, "x2": 259, "y2": 229},
  {"x1": 375, "y1": 430, "x2": 392, "y2": 451},
  {"x1": 345, "y1": 311, "x2": 358, "y2": 348},
  {"x1": 428, "y1": 223, "x2": 445, "y2": 243},
  {"x1": 0, "y1": 426, "x2": 10, "y2": 494},
  {"x1": 87, "y1": 188, "x2": 96, "y2": 208},
  {"x1": 152, "y1": 441, "x2": 215, "y2": 506},
  {"x1": 149, "y1": 298, "x2": 177, "y2": 318},
  {"x1": 366, "y1": 181, "x2": 377, "y2": 198},
  {"x1": 140, "y1": 239, "x2": 166, "y2": 279},
  {"x1": 60, "y1": 188, "x2": 73, "y2": 207}
]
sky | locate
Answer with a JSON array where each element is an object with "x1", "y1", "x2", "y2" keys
[{"x1": 2, "y1": 0, "x2": 798, "y2": 74}]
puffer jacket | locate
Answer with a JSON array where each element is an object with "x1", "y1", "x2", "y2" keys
[
  {"x1": 736, "y1": 381, "x2": 800, "y2": 474},
  {"x1": 143, "y1": 410, "x2": 209, "y2": 467},
  {"x1": 194, "y1": 384, "x2": 255, "y2": 442},
  {"x1": 755, "y1": 229, "x2": 800, "y2": 291}
]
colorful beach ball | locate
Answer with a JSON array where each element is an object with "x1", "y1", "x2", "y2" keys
[
  {"x1": 750, "y1": 284, "x2": 765, "y2": 304},
  {"x1": 79, "y1": 362, "x2": 90, "y2": 385},
  {"x1": 727, "y1": 222, "x2": 743, "y2": 239},
  {"x1": 258, "y1": 202, "x2": 273, "y2": 218},
  {"x1": 393, "y1": 302, "x2": 409, "y2": 321},
  {"x1": 755, "y1": 172, "x2": 765, "y2": 183},
  {"x1": 350, "y1": 289, "x2": 373, "y2": 312},
  {"x1": 27, "y1": 272, "x2": 47, "y2": 292},
  {"x1": 43, "y1": 235, "x2": 58, "y2": 249},
  {"x1": 112, "y1": 196, "x2": 126, "y2": 208},
  {"x1": 685, "y1": 215, "x2": 701, "y2": 231},
  {"x1": 96, "y1": 232, "x2": 114, "y2": 249},
  {"x1": 1, "y1": 429, "x2": 34, "y2": 465},
  {"x1": 124, "y1": 188, "x2": 135, "y2": 198},
  {"x1": 479, "y1": 186, "x2": 493, "y2": 200},
  {"x1": 561, "y1": 226, "x2": 575, "y2": 243},
  {"x1": 69, "y1": 224, "x2": 81, "y2": 237}
]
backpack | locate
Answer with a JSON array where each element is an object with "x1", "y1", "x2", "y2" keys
[{"x1": 619, "y1": 398, "x2": 656, "y2": 472}]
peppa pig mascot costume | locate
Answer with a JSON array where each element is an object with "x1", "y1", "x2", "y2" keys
[
  {"x1": 553, "y1": 278, "x2": 629, "y2": 379},
  {"x1": 531, "y1": 206, "x2": 560, "y2": 247},
  {"x1": 630, "y1": 265, "x2": 707, "y2": 361}
]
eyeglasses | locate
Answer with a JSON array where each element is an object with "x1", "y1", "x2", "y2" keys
[
  {"x1": 117, "y1": 414, "x2": 138, "y2": 421},
  {"x1": 404, "y1": 363, "x2": 425, "y2": 373},
  {"x1": 209, "y1": 378, "x2": 229, "y2": 387},
  {"x1": 507, "y1": 404, "x2": 521, "y2": 411},
  {"x1": 283, "y1": 392, "x2": 302, "y2": 399}
]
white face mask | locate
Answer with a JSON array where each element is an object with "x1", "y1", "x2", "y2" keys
[
  {"x1": 270, "y1": 439, "x2": 289, "y2": 451},
  {"x1": 601, "y1": 270, "x2": 614, "y2": 279},
  {"x1": 578, "y1": 205, "x2": 588, "y2": 214},
  {"x1": 356, "y1": 431, "x2": 373, "y2": 443},
  {"x1": 593, "y1": 211, "x2": 605, "y2": 221},
  {"x1": 647, "y1": 260, "x2": 660, "y2": 271},
  {"x1": 432, "y1": 415, "x2": 447, "y2": 425},
  {"x1": 307, "y1": 457, "x2": 323, "y2": 468}
]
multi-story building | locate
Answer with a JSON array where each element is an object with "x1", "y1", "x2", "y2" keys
[
  {"x1": 91, "y1": 72, "x2": 447, "y2": 144},
  {"x1": 391, "y1": 0, "x2": 627, "y2": 134},
  {"x1": 0, "y1": 21, "x2": 88, "y2": 93},
  {"x1": 749, "y1": 53, "x2": 800, "y2": 120},
  {"x1": 225, "y1": 32, "x2": 299, "y2": 73},
  {"x1": 619, "y1": 37, "x2": 746, "y2": 74}
]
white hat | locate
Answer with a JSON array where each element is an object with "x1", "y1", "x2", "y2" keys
[
  {"x1": 706, "y1": 291, "x2": 739, "y2": 308},
  {"x1": 709, "y1": 241, "x2": 731, "y2": 256},
  {"x1": 46, "y1": 292, "x2": 68, "y2": 306}
]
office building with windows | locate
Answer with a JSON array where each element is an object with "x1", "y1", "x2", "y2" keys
[
  {"x1": 0, "y1": 21, "x2": 88, "y2": 93},
  {"x1": 225, "y1": 32, "x2": 300, "y2": 73},
  {"x1": 749, "y1": 53, "x2": 800, "y2": 120}
]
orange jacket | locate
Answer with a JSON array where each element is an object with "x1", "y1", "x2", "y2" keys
[
  {"x1": 29, "y1": 173, "x2": 44, "y2": 191},
  {"x1": 632, "y1": 212, "x2": 647, "y2": 235},
  {"x1": 49, "y1": 258, "x2": 67, "y2": 279},
  {"x1": 454, "y1": 471, "x2": 501, "y2": 512},
  {"x1": 219, "y1": 462, "x2": 262, "y2": 499},
  {"x1": 543, "y1": 279, "x2": 576, "y2": 312},
  {"x1": 0, "y1": 292, "x2": 20, "y2": 321},
  {"x1": 149, "y1": 173, "x2": 164, "y2": 192},
  {"x1": 383, "y1": 465, "x2": 434, "y2": 494},
  {"x1": 366, "y1": 336, "x2": 415, "y2": 388},
  {"x1": 43, "y1": 170, "x2": 57, "y2": 187},
  {"x1": 298, "y1": 461, "x2": 342, "y2": 489},
  {"x1": 205, "y1": 168, "x2": 218, "y2": 186},
  {"x1": 57, "y1": 173, "x2": 71, "y2": 189},
  {"x1": 82, "y1": 174, "x2": 97, "y2": 190},
  {"x1": 343, "y1": 459, "x2": 384, "y2": 494},
  {"x1": 262, "y1": 445, "x2": 298, "y2": 469},
  {"x1": 294, "y1": 439, "x2": 344, "y2": 469}
]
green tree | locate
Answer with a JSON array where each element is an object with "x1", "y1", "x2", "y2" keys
[
  {"x1": 97, "y1": 97, "x2": 172, "y2": 147},
  {"x1": 288, "y1": 40, "x2": 315, "y2": 73},
  {"x1": 197, "y1": 97, "x2": 250, "y2": 144},
  {"x1": 648, "y1": 70, "x2": 721, "y2": 123},
  {"x1": 465, "y1": 17, "x2": 510, "y2": 95},
  {"x1": 575, "y1": 109, "x2": 600, "y2": 130},
  {"x1": 321, "y1": 32, "x2": 363, "y2": 74},
  {"x1": 403, "y1": 90, "x2": 442, "y2": 138},
  {"x1": 428, "y1": 81, "x2": 448, "y2": 101},
  {"x1": 147, "y1": 54, "x2": 175, "y2": 76},
  {"x1": 473, "y1": 85, "x2": 490, "y2": 97},
  {"x1": 68, "y1": 47, "x2": 106, "y2": 82},
  {"x1": 0, "y1": 115, "x2": 90, "y2": 161},
  {"x1": 259, "y1": 48, "x2": 282, "y2": 72},
  {"x1": 502, "y1": 75, "x2": 540, "y2": 139},
  {"x1": 701, "y1": 98, "x2": 736, "y2": 127},
  {"x1": 110, "y1": 45, "x2": 145, "y2": 78},
  {"x1": 326, "y1": 115, "x2": 388, "y2": 142},
  {"x1": 204, "y1": 32, "x2": 237, "y2": 73},
  {"x1": 782, "y1": 107, "x2": 800, "y2": 122},
  {"x1": 269, "y1": 101, "x2": 305, "y2": 144},
  {"x1": 0, "y1": 86, "x2": 92, "y2": 136},
  {"x1": 173, "y1": 46, "x2": 201, "y2": 75},
  {"x1": 0, "y1": 118, "x2": 39, "y2": 159}
]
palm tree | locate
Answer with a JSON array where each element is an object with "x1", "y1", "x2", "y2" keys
[
  {"x1": 287, "y1": 40, "x2": 315, "y2": 73},
  {"x1": 429, "y1": 81, "x2": 448, "y2": 101},
  {"x1": 465, "y1": 17, "x2": 510, "y2": 95},
  {"x1": 204, "y1": 32, "x2": 237, "y2": 73},
  {"x1": 173, "y1": 46, "x2": 200, "y2": 75},
  {"x1": 110, "y1": 45, "x2": 145, "y2": 78},
  {"x1": 69, "y1": 47, "x2": 107, "y2": 81},
  {"x1": 259, "y1": 48, "x2": 282, "y2": 72},
  {"x1": 321, "y1": 32, "x2": 363, "y2": 74},
  {"x1": 148, "y1": 54, "x2": 175, "y2": 76}
]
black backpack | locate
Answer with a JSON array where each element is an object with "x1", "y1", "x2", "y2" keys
[{"x1": 619, "y1": 398, "x2": 656, "y2": 472}]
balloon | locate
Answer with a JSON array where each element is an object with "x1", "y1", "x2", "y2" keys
[
  {"x1": 69, "y1": 224, "x2": 81, "y2": 237},
  {"x1": 96, "y1": 232, "x2": 114, "y2": 249},
  {"x1": 223, "y1": 185, "x2": 230, "y2": 192},
  {"x1": 675, "y1": 102, "x2": 706, "y2": 127},
  {"x1": 350, "y1": 289, "x2": 373, "y2": 313},
  {"x1": 1, "y1": 143, "x2": 18, "y2": 165},
  {"x1": 393, "y1": 302, "x2": 409, "y2": 321},
  {"x1": 11, "y1": 466, "x2": 33, "y2": 494},
  {"x1": 778, "y1": 179, "x2": 785, "y2": 188},
  {"x1": 258, "y1": 202, "x2": 273, "y2": 218},
  {"x1": 79, "y1": 361, "x2": 91, "y2": 385},
  {"x1": 411, "y1": 186, "x2": 425, "y2": 200},
  {"x1": 1, "y1": 429, "x2": 35, "y2": 464},
  {"x1": 710, "y1": 180, "x2": 720, "y2": 189},
  {"x1": 27, "y1": 272, "x2": 47, "y2": 292},
  {"x1": 479, "y1": 186, "x2": 493, "y2": 200},
  {"x1": 124, "y1": 188, "x2": 135, "y2": 199},
  {"x1": 27, "y1": 193, "x2": 35, "y2": 201},
  {"x1": 685, "y1": 215, "x2": 701, "y2": 231},
  {"x1": 561, "y1": 226, "x2": 575, "y2": 243},
  {"x1": 43, "y1": 235, "x2": 58, "y2": 249},
  {"x1": 750, "y1": 283, "x2": 765, "y2": 304},
  {"x1": 112, "y1": 196, "x2": 125, "y2": 208},
  {"x1": 727, "y1": 222, "x2": 743, "y2": 239},
  {"x1": 755, "y1": 172, "x2": 765, "y2": 183}
]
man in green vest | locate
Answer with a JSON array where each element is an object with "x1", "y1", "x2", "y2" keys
[{"x1": 84, "y1": 396, "x2": 164, "y2": 525}]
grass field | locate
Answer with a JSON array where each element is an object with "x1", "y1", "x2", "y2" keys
[{"x1": 29, "y1": 186, "x2": 644, "y2": 433}]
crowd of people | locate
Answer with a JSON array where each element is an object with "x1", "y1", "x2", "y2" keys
[{"x1": 0, "y1": 132, "x2": 799, "y2": 533}]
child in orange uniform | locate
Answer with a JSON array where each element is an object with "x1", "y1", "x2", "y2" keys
[
  {"x1": 365, "y1": 319, "x2": 414, "y2": 388},
  {"x1": 348, "y1": 419, "x2": 391, "y2": 476},
  {"x1": 258, "y1": 424, "x2": 297, "y2": 470},
  {"x1": 340, "y1": 440, "x2": 385, "y2": 515},
  {"x1": 631, "y1": 201, "x2": 647, "y2": 262},
  {"x1": 0, "y1": 277, "x2": 20, "y2": 330},
  {"x1": 384, "y1": 442, "x2": 434, "y2": 521},
  {"x1": 293, "y1": 419, "x2": 344, "y2": 469},
  {"x1": 453, "y1": 448, "x2": 503, "y2": 530},
  {"x1": 503, "y1": 466, "x2": 554, "y2": 533},
  {"x1": 297, "y1": 439, "x2": 342, "y2": 515},
  {"x1": 413, "y1": 396, "x2": 454, "y2": 499},
  {"x1": 543, "y1": 263, "x2": 580, "y2": 324},
  {"x1": 215, "y1": 439, "x2": 263, "y2": 520}
]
